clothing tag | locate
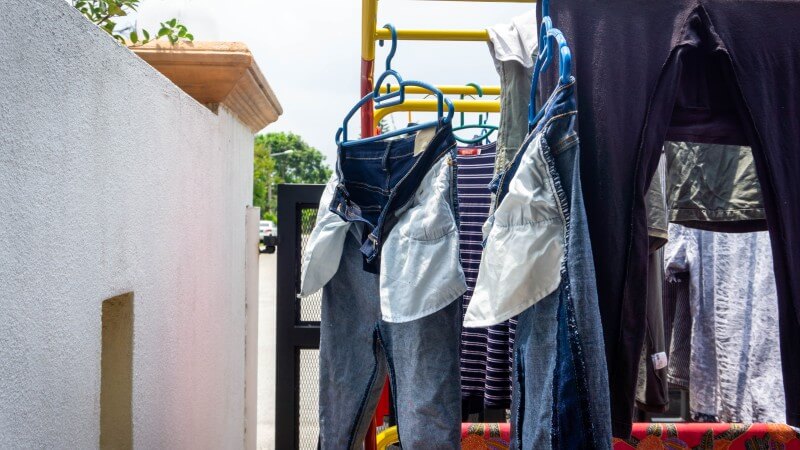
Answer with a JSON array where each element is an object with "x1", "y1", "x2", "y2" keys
[
  {"x1": 413, "y1": 127, "x2": 437, "y2": 156},
  {"x1": 651, "y1": 352, "x2": 668, "y2": 370},
  {"x1": 458, "y1": 147, "x2": 482, "y2": 156}
]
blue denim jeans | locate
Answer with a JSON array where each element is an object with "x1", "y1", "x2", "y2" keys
[
  {"x1": 508, "y1": 81, "x2": 612, "y2": 449},
  {"x1": 318, "y1": 232, "x2": 462, "y2": 449},
  {"x1": 331, "y1": 123, "x2": 457, "y2": 268}
]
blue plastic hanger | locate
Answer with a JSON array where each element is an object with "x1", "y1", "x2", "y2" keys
[
  {"x1": 336, "y1": 24, "x2": 454, "y2": 146},
  {"x1": 453, "y1": 82, "x2": 498, "y2": 145},
  {"x1": 528, "y1": 0, "x2": 572, "y2": 128}
]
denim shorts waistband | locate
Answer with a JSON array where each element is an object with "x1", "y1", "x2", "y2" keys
[{"x1": 338, "y1": 122, "x2": 455, "y2": 161}]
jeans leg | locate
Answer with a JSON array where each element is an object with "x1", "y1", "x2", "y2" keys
[
  {"x1": 512, "y1": 293, "x2": 559, "y2": 450},
  {"x1": 381, "y1": 299, "x2": 462, "y2": 449},
  {"x1": 319, "y1": 233, "x2": 388, "y2": 450}
]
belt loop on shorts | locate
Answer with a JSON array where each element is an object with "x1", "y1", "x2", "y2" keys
[
  {"x1": 382, "y1": 141, "x2": 393, "y2": 172},
  {"x1": 360, "y1": 233, "x2": 380, "y2": 262}
]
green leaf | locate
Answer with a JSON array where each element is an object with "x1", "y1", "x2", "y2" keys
[
  {"x1": 168, "y1": 18, "x2": 177, "y2": 27},
  {"x1": 129, "y1": 30, "x2": 138, "y2": 43},
  {"x1": 113, "y1": 34, "x2": 127, "y2": 45},
  {"x1": 184, "y1": 33, "x2": 194, "y2": 41},
  {"x1": 169, "y1": 35, "x2": 178, "y2": 44},
  {"x1": 178, "y1": 28, "x2": 186, "y2": 37},
  {"x1": 142, "y1": 29, "x2": 150, "y2": 41},
  {"x1": 103, "y1": 21, "x2": 116, "y2": 33},
  {"x1": 158, "y1": 27, "x2": 169, "y2": 37},
  {"x1": 107, "y1": 1, "x2": 126, "y2": 16}
]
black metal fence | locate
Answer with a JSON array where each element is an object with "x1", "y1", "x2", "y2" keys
[{"x1": 275, "y1": 184, "x2": 325, "y2": 450}]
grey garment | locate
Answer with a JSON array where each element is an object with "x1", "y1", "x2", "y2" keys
[
  {"x1": 492, "y1": 60, "x2": 533, "y2": 174},
  {"x1": 318, "y1": 233, "x2": 462, "y2": 449},
  {"x1": 665, "y1": 272, "x2": 691, "y2": 389},
  {"x1": 646, "y1": 156, "x2": 668, "y2": 251},
  {"x1": 510, "y1": 117, "x2": 611, "y2": 449},
  {"x1": 664, "y1": 141, "x2": 766, "y2": 232},
  {"x1": 635, "y1": 248, "x2": 669, "y2": 413},
  {"x1": 664, "y1": 224, "x2": 785, "y2": 422}
]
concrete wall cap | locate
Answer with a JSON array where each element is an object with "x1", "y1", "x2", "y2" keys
[{"x1": 131, "y1": 40, "x2": 283, "y2": 132}]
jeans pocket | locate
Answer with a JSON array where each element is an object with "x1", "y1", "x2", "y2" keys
[{"x1": 396, "y1": 157, "x2": 457, "y2": 242}]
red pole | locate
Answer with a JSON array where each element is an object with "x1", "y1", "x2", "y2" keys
[
  {"x1": 361, "y1": 1, "x2": 379, "y2": 446},
  {"x1": 360, "y1": 58, "x2": 375, "y2": 137}
]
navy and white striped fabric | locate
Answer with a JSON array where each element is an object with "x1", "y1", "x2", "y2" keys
[{"x1": 457, "y1": 142, "x2": 515, "y2": 411}]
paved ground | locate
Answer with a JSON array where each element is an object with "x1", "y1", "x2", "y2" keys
[
  {"x1": 257, "y1": 250, "x2": 320, "y2": 450},
  {"x1": 257, "y1": 252, "x2": 277, "y2": 450}
]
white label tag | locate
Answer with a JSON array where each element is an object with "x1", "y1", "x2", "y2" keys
[
  {"x1": 651, "y1": 352, "x2": 668, "y2": 370},
  {"x1": 413, "y1": 127, "x2": 437, "y2": 156}
]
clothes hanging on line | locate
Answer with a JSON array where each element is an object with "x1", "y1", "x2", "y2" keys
[
  {"x1": 303, "y1": 127, "x2": 465, "y2": 449},
  {"x1": 664, "y1": 272, "x2": 691, "y2": 391},
  {"x1": 665, "y1": 141, "x2": 766, "y2": 233},
  {"x1": 456, "y1": 142, "x2": 516, "y2": 414},
  {"x1": 318, "y1": 233, "x2": 462, "y2": 449},
  {"x1": 664, "y1": 224, "x2": 785, "y2": 423},
  {"x1": 636, "y1": 156, "x2": 670, "y2": 413},
  {"x1": 635, "y1": 248, "x2": 669, "y2": 414},
  {"x1": 486, "y1": 10, "x2": 537, "y2": 175},
  {"x1": 539, "y1": 0, "x2": 800, "y2": 435},
  {"x1": 467, "y1": 79, "x2": 612, "y2": 449},
  {"x1": 302, "y1": 125, "x2": 466, "y2": 323}
]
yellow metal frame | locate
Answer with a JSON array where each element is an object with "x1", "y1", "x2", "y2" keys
[
  {"x1": 376, "y1": 426, "x2": 400, "y2": 450},
  {"x1": 363, "y1": 0, "x2": 536, "y2": 122}
]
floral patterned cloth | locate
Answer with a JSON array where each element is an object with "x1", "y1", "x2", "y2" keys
[
  {"x1": 612, "y1": 423, "x2": 800, "y2": 449},
  {"x1": 454, "y1": 423, "x2": 800, "y2": 449}
]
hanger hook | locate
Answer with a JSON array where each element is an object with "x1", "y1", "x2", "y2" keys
[
  {"x1": 378, "y1": 24, "x2": 398, "y2": 71},
  {"x1": 466, "y1": 82, "x2": 484, "y2": 98}
]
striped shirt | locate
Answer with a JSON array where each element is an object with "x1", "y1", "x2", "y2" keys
[{"x1": 457, "y1": 142, "x2": 515, "y2": 411}]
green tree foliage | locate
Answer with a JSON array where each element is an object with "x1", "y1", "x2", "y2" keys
[
  {"x1": 71, "y1": 0, "x2": 194, "y2": 45},
  {"x1": 253, "y1": 133, "x2": 332, "y2": 221}
]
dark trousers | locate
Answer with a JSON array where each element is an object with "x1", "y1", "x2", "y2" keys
[{"x1": 539, "y1": 0, "x2": 800, "y2": 436}]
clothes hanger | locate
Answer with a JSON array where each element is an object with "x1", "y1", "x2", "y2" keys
[
  {"x1": 336, "y1": 24, "x2": 455, "y2": 146},
  {"x1": 528, "y1": 0, "x2": 573, "y2": 129},
  {"x1": 452, "y1": 82, "x2": 498, "y2": 145}
]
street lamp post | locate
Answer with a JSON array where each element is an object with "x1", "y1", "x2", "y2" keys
[{"x1": 267, "y1": 149, "x2": 294, "y2": 214}]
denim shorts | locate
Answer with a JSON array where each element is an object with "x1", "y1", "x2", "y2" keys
[
  {"x1": 330, "y1": 123, "x2": 457, "y2": 267},
  {"x1": 302, "y1": 124, "x2": 467, "y2": 323}
]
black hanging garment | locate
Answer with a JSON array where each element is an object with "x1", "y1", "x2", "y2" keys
[{"x1": 538, "y1": 0, "x2": 800, "y2": 437}]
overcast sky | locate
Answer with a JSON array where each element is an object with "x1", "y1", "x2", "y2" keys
[{"x1": 135, "y1": 1, "x2": 533, "y2": 164}]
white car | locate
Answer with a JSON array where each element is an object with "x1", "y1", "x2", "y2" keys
[
  {"x1": 259, "y1": 220, "x2": 277, "y2": 254},
  {"x1": 259, "y1": 220, "x2": 275, "y2": 239}
]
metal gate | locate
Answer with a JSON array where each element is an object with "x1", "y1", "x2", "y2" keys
[{"x1": 275, "y1": 183, "x2": 325, "y2": 450}]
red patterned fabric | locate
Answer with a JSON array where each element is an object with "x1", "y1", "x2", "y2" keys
[
  {"x1": 460, "y1": 423, "x2": 511, "y2": 449},
  {"x1": 613, "y1": 423, "x2": 800, "y2": 449},
  {"x1": 457, "y1": 423, "x2": 800, "y2": 449}
]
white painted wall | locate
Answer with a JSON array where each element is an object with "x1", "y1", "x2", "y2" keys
[{"x1": 0, "y1": 1, "x2": 255, "y2": 448}]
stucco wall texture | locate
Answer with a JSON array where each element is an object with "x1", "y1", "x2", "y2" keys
[{"x1": 0, "y1": 1, "x2": 254, "y2": 448}]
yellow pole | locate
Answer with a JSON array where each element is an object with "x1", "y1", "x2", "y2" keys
[
  {"x1": 375, "y1": 28, "x2": 490, "y2": 42},
  {"x1": 374, "y1": 99, "x2": 500, "y2": 122},
  {"x1": 380, "y1": 85, "x2": 501, "y2": 96}
]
